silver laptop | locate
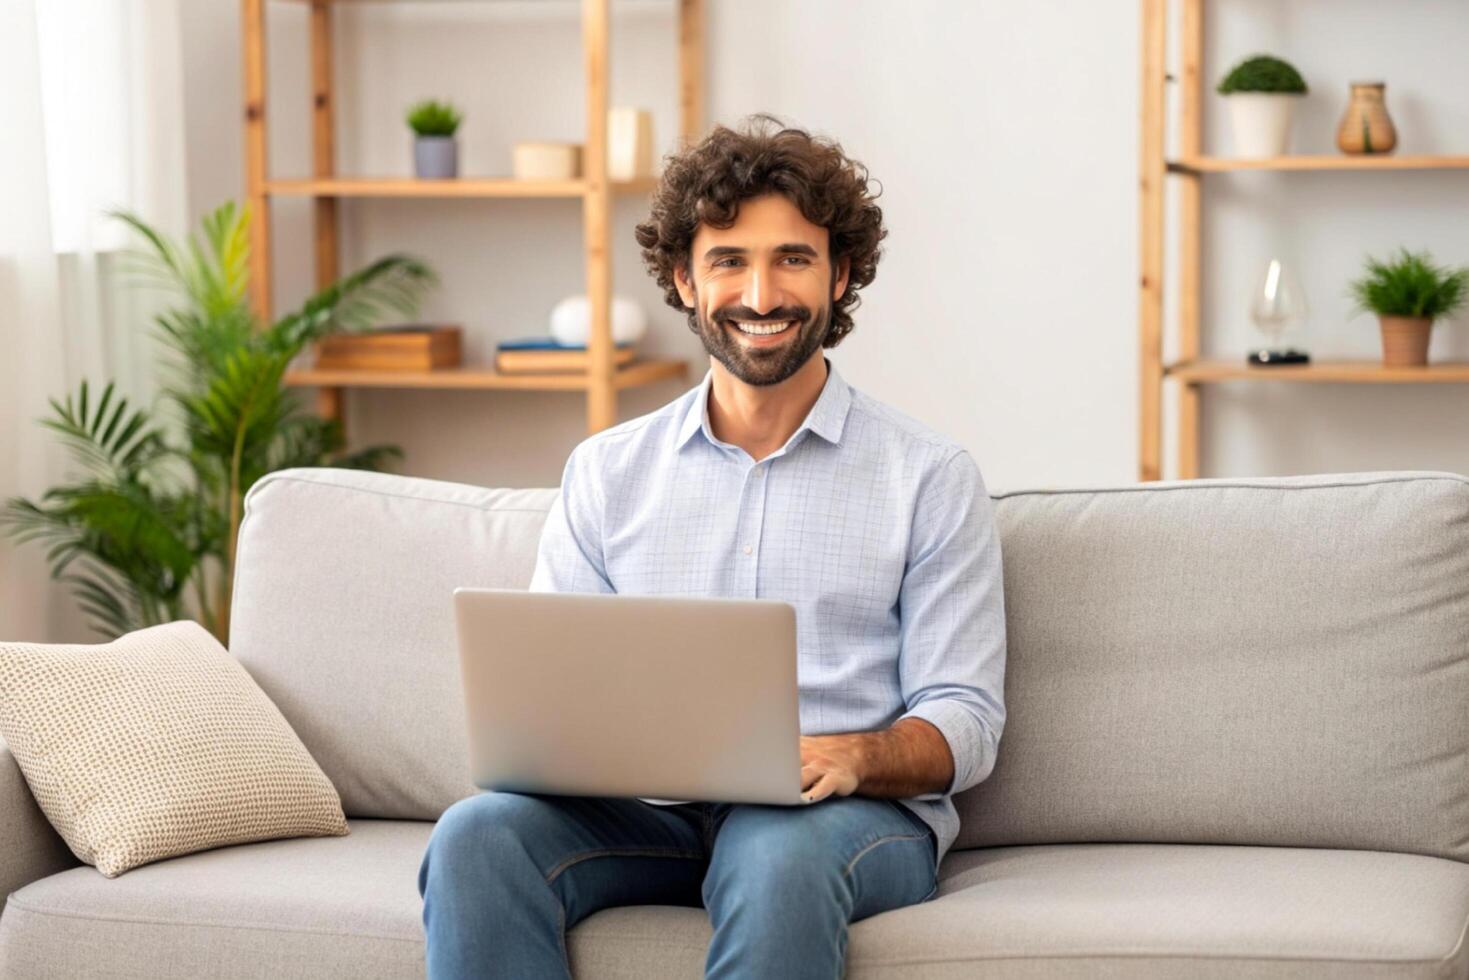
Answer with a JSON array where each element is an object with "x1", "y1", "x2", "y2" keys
[{"x1": 452, "y1": 587, "x2": 804, "y2": 806}]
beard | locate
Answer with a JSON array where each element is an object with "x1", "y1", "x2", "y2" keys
[{"x1": 685, "y1": 289, "x2": 833, "y2": 387}]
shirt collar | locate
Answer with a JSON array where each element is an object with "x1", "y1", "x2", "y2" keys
[{"x1": 676, "y1": 357, "x2": 852, "y2": 453}]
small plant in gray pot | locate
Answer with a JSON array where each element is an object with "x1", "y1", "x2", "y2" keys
[
  {"x1": 407, "y1": 99, "x2": 463, "y2": 179},
  {"x1": 1217, "y1": 54, "x2": 1308, "y2": 158},
  {"x1": 1348, "y1": 247, "x2": 1468, "y2": 367}
]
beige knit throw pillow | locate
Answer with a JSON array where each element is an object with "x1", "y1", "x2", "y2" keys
[{"x1": 0, "y1": 619, "x2": 348, "y2": 878}]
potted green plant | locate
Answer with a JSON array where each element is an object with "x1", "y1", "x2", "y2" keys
[
  {"x1": 1, "y1": 201, "x2": 436, "y2": 640},
  {"x1": 1217, "y1": 54, "x2": 1308, "y2": 158},
  {"x1": 407, "y1": 99, "x2": 464, "y2": 179},
  {"x1": 1348, "y1": 247, "x2": 1468, "y2": 366}
]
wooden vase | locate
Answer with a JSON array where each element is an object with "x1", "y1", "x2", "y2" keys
[
  {"x1": 1337, "y1": 82, "x2": 1397, "y2": 155},
  {"x1": 1378, "y1": 315, "x2": 1432, "y2": 366}
]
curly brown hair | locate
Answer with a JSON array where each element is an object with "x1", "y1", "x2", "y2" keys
[{"x1": 634, "y1": 113, "x2": 887, "y2": 348}]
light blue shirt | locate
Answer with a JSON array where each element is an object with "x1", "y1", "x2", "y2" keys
[{"x1": 528, "y1": 357, "x2": 1007, "y2": 864}]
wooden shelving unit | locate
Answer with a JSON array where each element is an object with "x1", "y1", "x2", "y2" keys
[
  {"x1": 1138, "y1": 0, "x2": 1469, "y2": 481},
  {"x1": 240, "y1": 0, "x2": 703, "y2": 438}
]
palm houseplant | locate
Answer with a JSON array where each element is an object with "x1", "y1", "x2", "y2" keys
[
  {"x1": 407, "y1": 99, "x2": 464, "y2": 179},
  {"x1": 1348, "y1": 247, "x2": 1468, "y2": 366},
  {"x1": 1217, "y1": 54, "x2": 1309, "y2": 158},
  {"x1": 1, "y1": 201, "x2": 436, "y2": 641}
]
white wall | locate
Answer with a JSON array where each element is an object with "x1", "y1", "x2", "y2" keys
[
  {"x1": 8, "y1": 0, "x2": 1465, "y2": 640},
  {"x1": 171, "y1": 0, "x2": 1469, "y2": 494}
]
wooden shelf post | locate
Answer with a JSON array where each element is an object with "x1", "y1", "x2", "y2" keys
[
  {"x1": 309, "y1": 0, "x2": 345, "y2": 439},
  {"x1": 679, "y1": 0, "x2": 705, "y2": 144},
  {"x1": 1138, "y1": 0, "x2": 1166, "y2": 482},
  {"x1": 583, "y1": 0, "x2": 615, "y2": 434},
  {"x1": 1176, "y1": 0, "x2": 1203, "y2": 479},
  {"x1": 242, "y1": 0, "x2": 272, "y2": 324}
]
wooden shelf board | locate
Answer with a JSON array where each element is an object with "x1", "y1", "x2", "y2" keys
[
  {"x1": 273, "y1": 0, "x2": 674, "y2": 5},
  {"x1": 265, "y1": 176, "x2": 658, "y2": 199},
  {"x1": 283, "y1": 357, "x2": 689, "y2": 392},
  {"x1": 1166, "y1": 359, "x2": 1469, "y2": 384},
  {"x1": 1169, "y1": 155, "x2": 1469, "y2": 174}
]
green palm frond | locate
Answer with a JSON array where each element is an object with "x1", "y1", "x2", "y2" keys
[
  {"x1": 260, "y1": 410, "x2": 402, "y2": 479},
  {"x1": 2, "y1": 482, "x2": 194, "y2": 636},
  {"x1": 263, "y1": 412, "x2": 341, "y2": 473},
  {"x1": 58, "y1": 561, "x2": 140, "y2": 638},
  {"x1": 108, "y1": 202, "x2": 251, "y2": 320},
  {"x1": 178, "y1": 347, "x2": 290, "y2": 459},
  {"x1": 269, "y1": 254, "x2": 437, "y2": 355},
  {"x1": 152, "y1": 304, "x2": 256, "y2": 388},
  {"x1": 199, "y1": 201, "x2": 251, "y2": 313},
  {"x1": 39, "y1": 379, "x2": 167, "y2": 480},
  {"x1": 41, "y1": 481, "x2": 195, "y2": 592},
  {"x1": 331, "y1": 443, "x2": 404, "y2": 472},
  {"x1": 1, "y1": 496, "x2": 76, "y2": 550}
]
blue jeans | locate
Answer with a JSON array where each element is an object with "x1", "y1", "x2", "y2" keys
[{"x1": 417, "y1": 792, "x2": 938, "y2": 979}]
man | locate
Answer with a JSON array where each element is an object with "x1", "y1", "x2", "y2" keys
[{"x1": 418, "y1": 113, "x2": 1006, "y2": 979}]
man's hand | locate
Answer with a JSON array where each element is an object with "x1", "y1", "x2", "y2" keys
[
  {"x1": 799, "y1": 734, "x2": 863, "y2": 805},
  {"x1": 800, "y1": 734, "x2": 866, "y2": 803},
  {"x1": 800, "y1": 717, "x2": 955, "y2": 804}
]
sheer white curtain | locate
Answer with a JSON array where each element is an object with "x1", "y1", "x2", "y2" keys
[{"x1": 0, "y1": 0, "x2": 190, "y2": 641}]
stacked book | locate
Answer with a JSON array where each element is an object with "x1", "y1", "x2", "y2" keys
[
  {"x1": 495, "y1": 337, "x2": 636, "y2": 374},
  {"x1": 315, "y1": 325, "x2": 462, "y2": 371}
]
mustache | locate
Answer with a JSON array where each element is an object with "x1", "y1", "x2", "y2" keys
[{"x1": 714, "y1": 306, "x2": 809, "y2": 324}]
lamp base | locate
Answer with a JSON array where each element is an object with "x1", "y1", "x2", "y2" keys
[{"x1": 1247, "y1": 348, "x2": 1311, "y2": 366}]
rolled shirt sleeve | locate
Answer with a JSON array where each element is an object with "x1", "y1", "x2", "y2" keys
[
  {"x1": 528, "y1": 445, "x2": 615, "y2": 595},
  {"x1": 896, "y1": 449, "x2": 1007, "y2": 800}
]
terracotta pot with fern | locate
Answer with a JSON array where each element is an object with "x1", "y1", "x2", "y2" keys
[{"x1": 1348, "y1": 248, "x2": 1468, "y2": 367}]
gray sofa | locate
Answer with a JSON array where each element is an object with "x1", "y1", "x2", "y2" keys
[{"x1": 3, "y1": 466, "x2": 1469, "y2": 978}]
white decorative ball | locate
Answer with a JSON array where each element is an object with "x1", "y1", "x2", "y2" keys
[{"x1": 549, "y1": 295, "x2": 648, "y2": 346}]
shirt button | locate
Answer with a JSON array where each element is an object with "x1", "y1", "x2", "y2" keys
[{"x1": 742, "y1": 545, "x2": 753, "y2": 555}]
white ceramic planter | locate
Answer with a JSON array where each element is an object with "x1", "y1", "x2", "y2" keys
[{"x1": 1225, "y1": 93, "x2": 1298, "y2": 158}]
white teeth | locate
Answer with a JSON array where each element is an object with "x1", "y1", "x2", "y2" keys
[{"x1": 731, "y1": 320, "x2": 794, "y2": 336}]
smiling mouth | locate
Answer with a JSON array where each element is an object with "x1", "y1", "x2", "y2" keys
[{"x1": 724, "y1": 319, "x2": 798, "y2": 337}]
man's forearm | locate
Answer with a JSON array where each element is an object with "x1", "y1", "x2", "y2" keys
[{"x1": 801, "y1": 717, "x2": 954, "y2": 800}]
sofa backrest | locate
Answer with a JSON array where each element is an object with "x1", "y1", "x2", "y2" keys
[
  {"x1": 232, "y1": 467, "x2": 1469, "y2": 863},
  {"x1": 230, "y1": 468, "x2": 555, "y2": 819},
  {"x1": 955, "y1": 471, "x2": 1469, "y2": 862}
]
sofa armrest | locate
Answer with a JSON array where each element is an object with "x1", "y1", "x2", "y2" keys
[{"x1": 0, "y1": 739, "x2": 81, "y2": 913}]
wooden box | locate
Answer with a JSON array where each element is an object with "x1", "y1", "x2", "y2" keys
[{"x1": 314, "y1": 326, "x2": 463, "y2": 371}]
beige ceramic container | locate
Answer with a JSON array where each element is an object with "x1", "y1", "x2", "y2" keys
[{"x1": 513, "y1": 142, "x2": 582, "y2": 180}]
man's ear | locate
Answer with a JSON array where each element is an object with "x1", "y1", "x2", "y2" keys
[
  {"x1": 833, "y1": 256, "x2": 851, "y2": 302},
  {"x1": 674, "y1": 262, "x2": 696, "y2": 308}
]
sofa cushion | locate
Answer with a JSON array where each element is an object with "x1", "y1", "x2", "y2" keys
[
  {"x1": 0, "y1": 818, "x2": 428, "y2": 979},
  {"x1": 3, "y1": 828, "x2": 1465, "y2": 979},
  {"x1": 0, "y1": 620, "x2": 348, "y2": 878},
  {"x1": 572, "y1": 844, "x2": 1469, "y2": 979},
  {"x1": 229, "y1": 468, "x2": 557, "y2": 820},
  {"x1": 954, "y1": 471, "x2": 1469, "y2": 861}
]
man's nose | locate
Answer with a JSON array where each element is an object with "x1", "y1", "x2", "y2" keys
[{"x1": 741, "y1": 264, "x2": 780, "y2": 315}]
